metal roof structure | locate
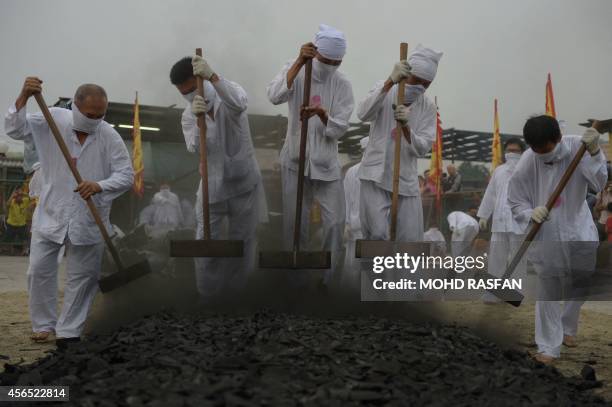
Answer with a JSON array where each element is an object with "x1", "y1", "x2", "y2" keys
[{"x1": 54, "y1": 98, "x2": 521, "y2": 163}]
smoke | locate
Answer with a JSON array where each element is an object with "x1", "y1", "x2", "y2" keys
[{"x1": 1, "y1": 0, "x2": 611, "y2": 136}]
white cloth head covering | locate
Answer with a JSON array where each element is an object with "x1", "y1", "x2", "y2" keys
[
  {"x1": 314, "y1": 24, "x2": 346, "y2": 61},
  {"x1": 408, "y1": 44, "x2": 443, "y2": 82},
  {"x1": 359, "y1": 136, "x2": 370, "y2": 150}
]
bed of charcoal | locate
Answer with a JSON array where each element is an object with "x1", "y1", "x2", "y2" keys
[{"x1": 0, "y1": 311, "x2": 608, "y2": 406}]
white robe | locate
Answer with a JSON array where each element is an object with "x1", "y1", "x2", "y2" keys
[
  {"x1": 267, "y1": 60, "x2": 354, "y2": 181},
  {"x1": 507, "y1": 135, "x2": 607, "y2": 357},
  {"x1": 344, "y1": 163, "x2": 362, "y2": 241},
  {"x1": 447, "y1": 211, "x2": 479, "y2": 257},
  {"x1": 4, "y1": 103, "x2": 133, "y2": 338},
  {"x1": 267, "y1": 60, "x2": 354, "y2": 283},
  {"x1": 342, "y1": 162, "x2": 362, "y2": 289},
  {"x1": 356, "y1": 81, "x2": 436, "y2": 242},
  {"x1": 182, "y1": 77, "x2": 264, "y2": 298},
  {"x1": 5, "y1": 104, "x2": 134, "y2": 245},
  {"x1": 477, "y1": 158, "x2": 527, "y2": 298}
]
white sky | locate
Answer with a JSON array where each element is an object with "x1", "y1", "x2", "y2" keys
[{"x1": 1, "y1": 0, "x2": 611, "y2": 139}]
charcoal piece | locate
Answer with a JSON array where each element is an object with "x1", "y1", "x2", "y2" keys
[{"x1": 580, "y1": 364, "x2": 597, "y2": 382}]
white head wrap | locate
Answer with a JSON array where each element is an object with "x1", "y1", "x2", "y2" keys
[
  {"x1": 359, "y1": 136, "x2": 370, "y2": 150},
  {"x1": 408, "y1": 44, "x2": 443, "y2": 82},
  {"x1": 314, "y1": 24, "x2": 346, "y2": 61}
]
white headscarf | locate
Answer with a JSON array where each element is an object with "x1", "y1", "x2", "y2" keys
[
  {"x1": 314, "y1": 24, "x2": 346, "y2": 61},
  {"x1": 408, "y1": 44, "x2": 443, "y2": 82}
]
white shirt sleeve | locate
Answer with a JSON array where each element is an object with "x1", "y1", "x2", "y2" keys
[
  {"x1": 507, "y1": 159, "x2": 534, "y2": 230},
  {"x1": 356, "y1": 80, "x2": 387, "y2": 122},
  {"x1": 320, "y1": 78, "x2": 354, "y2": 141},
  {"x1": 477, "y1": 169, "x2": 498, "y2": 220},
  {"x1": 267, "y1": 61, "x2": 295, "y2": 105},
  {"x1": 214, "y1": 77, "x2": 248, "y2": 113},
  {"x1": 406, "y1": 101, "x2": 436, "y2": 157},
  {"x1": 578, "y1": 149, "x2": 607, "y2": 193},
  {"x1": 97, "y1": 131, "x2": 135, "y2": 203}
]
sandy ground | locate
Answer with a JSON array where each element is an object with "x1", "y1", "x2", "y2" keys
[{"x1": 1, "y1": 256, "x2": 611, "y2": 400}]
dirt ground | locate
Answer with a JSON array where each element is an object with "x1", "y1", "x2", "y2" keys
[{"x1": 1, "y1": 291, "x2": 611, "y2": 401}]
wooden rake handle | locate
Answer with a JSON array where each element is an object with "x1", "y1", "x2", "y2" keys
[
  {"x1": 390, "y1": 42, "x2": 408, "y2": 241},
  {"x1": 195, "y1": 47, "x2": 211, "y2": 240},
  {"x1": 293, "y1": 59, "x2": 313, "y2": 252},
  {"x1": 33, "y1": 92, "x2": 124, "y2": 270}
]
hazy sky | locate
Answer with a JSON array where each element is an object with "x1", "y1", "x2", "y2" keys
[{"x1": 1, "y1": 0, "x2": 611, "y2": 138}]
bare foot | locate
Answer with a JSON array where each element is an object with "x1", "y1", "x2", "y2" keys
[
  {"x1": 30, "y1": 331, "x2": 53, "y2": 343},
  {"x1": 563, "y1": 335, "x2": 577, "y2": 348},
  {"x1": 533, "y1": 352, "x2": 555, "y2": 365}
]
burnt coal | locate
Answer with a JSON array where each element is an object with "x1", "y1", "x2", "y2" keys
[{"x1": 1, "y1": 311, "x2": 608, "y2": 406}]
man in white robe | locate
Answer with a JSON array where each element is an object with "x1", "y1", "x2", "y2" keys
[
  {"x1": 357, "y1": 44, "x2": 442, "y2": 243},
  {"x1": 342, "y1": 136, "x2": 369, "y2": 288},
  {"x1": 478, "y1": 138, "x2": 527, "y2": 303},
  {"x1": 267, "y1": 24, "x2": 354, "y2": 283},
  {"x1": 5, "y1": 78, "x2": 134, "y2": 344},
  {"x1": 170, "y1": 54, "x2": 266, "y2": 300},
  {"x1": 508, "y1": 115, "x2": 606, "y2": 363}
]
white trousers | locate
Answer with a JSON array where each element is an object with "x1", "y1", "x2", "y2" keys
[
  {"x1": 281, "y1": 166, "x2": 345, "y2": 282},
  {"x1": 359, "y1": 180, "x2": 424, "y2": 242},
  {"x1": 28, "y1": 233, "x2": 104, "y2": 338},
  {"x1": 482, "y1": 231, "x2": 526, "y2": 303},
  {"x1": 534, "y1": 273, "x2": 585, "y2": 357},
  {"x1": 194, "y1": 186, "x2": 258, "y2": 299}
]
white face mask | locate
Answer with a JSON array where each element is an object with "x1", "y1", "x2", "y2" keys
[
  {"x1": 504, "y1": 152, "x2": 521, "y2": 162},
  {"x1": 535, "y1": 141, "x2": 567, "y2": 163},
  {"x1": 312, "y1": 59, "x2": 339, "y2": 82},
  {"x1": 183, "y1": 82, "x2": 217, "y2": 112},
  {"x1": 182, "y1": 90, "x2": 196, "y2": 103},
  {"x1": 404, "y1": 84, "x2": 426, "y2": 104},
  {"x1": 72, "y1": 102, "x2": 103, "y2": 134}
]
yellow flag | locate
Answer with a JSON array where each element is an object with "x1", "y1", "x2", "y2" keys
[
  {"x1": 132, "y1": 92, "x2": 144, "y2": 198},
  {"x1": 545, "y1": 73, "x2": 556, "y2": 118},
  {"x1": 491, "y1": 98, "x2": 502, "y2": 171}
]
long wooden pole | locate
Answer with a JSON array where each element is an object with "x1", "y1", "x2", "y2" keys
[
  {"x1": 293, "y1": 59, "x2": 313, "y2": 253},
  {"x1": 195, "y1": 48, "x2": 211, "y2": 240},
  {"x1": 390, "y1": 43, "x2": 408, "y2": 241},
  {"x1": 33, "y1": 93, "x2": 124, "y2": 270}
]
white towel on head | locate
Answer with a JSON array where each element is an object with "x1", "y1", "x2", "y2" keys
[
  {"x1": 408, "y1": 44, "x2": 443, "y2": 82},
  {"x1": 314, "y1": 24, "x2": 346, "y2": 60}
]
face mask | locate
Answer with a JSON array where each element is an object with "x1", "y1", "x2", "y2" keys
[
  {"x1": 312, "y1": 59, "x2": 339, "y2": 82},
  {"x1": 160, "y1": 187, "x2": 170, "y2": 193},
  {"x1": 182, "y1": 90, "x2": 196, "y2": 103},
  {"x1": 535, "y1": 141, "x2": 567, "y2": 163},
  {"x1": 404, "y1": 84, "x2": 426, "y2": 104},
  {"x1": 184, "y1": 83, "x2": 217, "y2": 112},
  {"x1": 72, "y1": 102, "x2": 103, "y2": 134},
  {"x1": 504, "y1": 152, "x2": 521, "y2": 162}
]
